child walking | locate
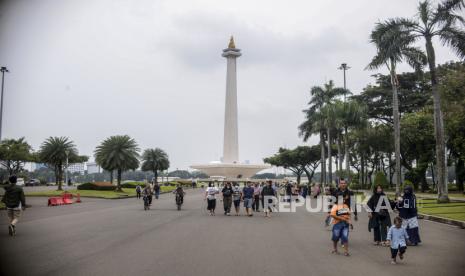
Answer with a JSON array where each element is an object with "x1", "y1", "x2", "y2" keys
[{"x1": 387, "y1": 216, "x2": 409, "y2": 264}]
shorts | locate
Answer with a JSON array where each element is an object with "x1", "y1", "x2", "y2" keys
[
  {"x1": 332, "y1": 222, "x2": 349, "y2": 243},
  {"x1": 244, "y1": 198, "x2": 253, "y2": 208},
  {"x1": 7, "y1": 209, "x2": 21, "y2": 222},
  {"x1": 233, "y1": 199, "x2": 241, "y2": 208}
]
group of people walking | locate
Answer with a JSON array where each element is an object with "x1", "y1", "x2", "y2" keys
[
  {"x1": 204, "y1": 180, "x2": 277, "y2": 218},
  {"x1": 366, "y1": 184, "x2": 421, "y2": 264},
  {"x1": 2, "y1": 173, "x2": 423, "y2": 265},
  {"x1": 328, "y1": 178, "x2": 421, "y2": 264}
]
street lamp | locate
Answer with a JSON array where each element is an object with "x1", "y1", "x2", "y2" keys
[
  {"x1": 0, "y1": 66, "x2": 9, "y2": 141},
  {"x1": 338, "y1": 63, "x2": 350, "y2": 101}
]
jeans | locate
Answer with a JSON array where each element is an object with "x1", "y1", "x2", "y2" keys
[{"x1": 332, "y1": 222, "x2": 349, "y2": 243}]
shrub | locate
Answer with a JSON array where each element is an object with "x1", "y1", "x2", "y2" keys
[
  {"x1": 372, "y1": 171, "x2": 389, "y2": 191},
  {"x1": 121, "y1": 181, "x2": 145, "y2": 188},
  {"x1": 78, "y1": 182, "x2": 116, "y2": 191},
  {"x1": 349, "y1": 181, "x2": 361, "y2": 191}
]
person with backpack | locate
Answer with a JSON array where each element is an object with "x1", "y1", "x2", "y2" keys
[
  {"x1": 136, "y1": 184, "x2": 142, "y2": 199},
  {"x1": 221, "y1": 182, "x2": 233, "y2": 215},
  {"x1": 2, "y1": 175, "x2": 26, "y2": 236}
]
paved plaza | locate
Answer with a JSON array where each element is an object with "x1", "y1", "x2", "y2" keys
[{"x1": 1, "y1": 190, "x2": 464, "y2": 276}]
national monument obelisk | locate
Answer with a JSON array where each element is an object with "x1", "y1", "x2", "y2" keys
[
  {"x1": 191, "y1": 37, "x2": 270, "y2": 179},
  {"x1": 222, "y1": 37, "x2": 241, "y2": 164}
]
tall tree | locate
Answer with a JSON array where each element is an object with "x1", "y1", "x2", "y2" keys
[
  {"x1": 299, "y1": 80, "x2": 346, "y2": 186},
  {"x1": 0, "y1": 137, "x2": 34, "y2": 176},
  {"x1": 387, "y1": 0, "x2": 465, "y2": 202},
  {"x1": 367, "y1": 20, "x2": 427, "y2": 195},
  {"x1": 94, "y1": 135, "x2": 140, "y2": 192},
  {"x1": 39, "y1": 137, "x2": 88, "y2": 191},
  {"x1": 141, "y1": 148, "x2": 170, "y2": 184}
]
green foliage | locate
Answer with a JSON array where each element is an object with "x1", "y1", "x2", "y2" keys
[
  {"x1": 38, "y1": 136, "x2": 88, "y2": 190},
  {"x1": 120, "y1": 181, "x2": 145, "y2": 188},
  {"x1": 141, "y1": 148, "x2": 169, "y2": 182},
  {"x1": 264, "y1": 145, "x2": 321, "y2": 184},
  {"x1": 94, "y1": 135, "x2": 140, "y2": 191},
  {"x1": 77, "y1": 182, "x2": 116, "y2": 191},
  {"x1": 373, "y1": 171, "x2": 389, "y2": 190},
  {"x1": 0, "y1": 137, "x2": 35, "y2": 176}
]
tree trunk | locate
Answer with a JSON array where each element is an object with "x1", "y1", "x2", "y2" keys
[
  {"x1": 110, "y1": 170, "x2": 114, "y2": 185},
  {"x1": 320, "y1": 130, "x2": 326, "y2": 186},
  {"x1": 425, "y1": 38, "x2": 449, "y2": 203},
  {"x1": 337, "y1": 132, "x2": 343, "y2": 176},
  {"x1": 389, "y1": 60, "x2": 402, "y2": 196},
  {"x1": 327, "y1": 127, "x2": 332, "y2": 185},
  {"x1": 57, "y1": 163, "x2": 63, "y2": 191},
  {"x1": 455, "y1": 159, "x2": 465, "y2": 192},
  {"x1": 344, "y1": 126, "x2": 350, "y2": 181},
  {"x1": 361, "y1": 155, "x2": 365, "y2": 188},
  {"x1": 153, "y1": 169, "x2": 159, "y2": 184},
  {"x1": 117, "y1": 169, "x2": 123, "y2": 192}
]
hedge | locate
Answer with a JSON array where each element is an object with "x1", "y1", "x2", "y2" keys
[{"x1": 78, "y1": 182, "x2": 116, "y2": 191}]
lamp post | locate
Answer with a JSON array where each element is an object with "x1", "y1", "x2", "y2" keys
[
  {"x1": 0, "y1": 66, "x2": 9, "y2": 141},
  {"x1": 338, "y1": 63, "x2": 350, "y2": 101}
]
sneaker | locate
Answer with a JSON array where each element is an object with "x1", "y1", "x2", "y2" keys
[
  {"x1": 8, "y1": 225, "x2": 13, "y2": 236},
  {"x1": 391, "y1": 259, "x2": 397, "y2": 265}
]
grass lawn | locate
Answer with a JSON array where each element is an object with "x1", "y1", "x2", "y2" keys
[
  {"x1": 25, "y1": 186, "x2": 176, "y2": 199},
  {"x1": 417, "y1": 198, "x2": 465, "y2": 221}
]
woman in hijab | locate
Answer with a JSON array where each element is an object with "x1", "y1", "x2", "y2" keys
[
  {"x1": 367, "y1": 185, "x2": 393, "y2": 246},
  {"x1": 396, "y1": 186, "x2": 421, "y2": 245}
]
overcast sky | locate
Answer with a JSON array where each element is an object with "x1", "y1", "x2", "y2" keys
[{"x1": 0, "y1": 0, "x2": 460, "y2": 171}]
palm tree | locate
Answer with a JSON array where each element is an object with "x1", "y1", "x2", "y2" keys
[
  {"x1": 94, "y1": 135, "x2": 140, "y2": 192},
  {"x1": 141, "y1": 148, "x2": 170, "y2": 184},
  {"x1": 367, "y1": 21, "x2": 427, "y2": 195},
  {"x1": 39, "y1": 137, "x2": 87, "y2": 191},
  {"x1": 299, "y1": 80, "x2": 346, "y2": 186},
  {"x1": 384, "y1": 0, "x2": 465, "y2": 202}
]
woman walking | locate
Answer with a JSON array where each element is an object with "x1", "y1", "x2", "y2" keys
[
  {"x1": 232, "y1": 183, "x2": 242, "y2": 216},
  {"x1": 396, "y1": 186, "x2": 421, "y2": 245},
  {"x1": 205, "y1": 182, "x2": 219, "y2": 216},
  {"x1": 367, "y1": 185, "x2": 392, "y2": 246},
  {"x1": 397, "y1": 186, "x2": 421, "y2": 245},
  {"x1": 222, "y1": 182, "x2": 233, "y2": 216}
]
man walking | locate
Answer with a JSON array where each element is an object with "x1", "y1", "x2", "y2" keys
[
  {"x1": 242, "y1": 181, "x2": 254, "y2": 217},
  {"x1": 2, "y1": 175, "x2": 26, "y2": 236},
  {"x1": 261, "y1": 180, "x2": 277, "y2": 218}
]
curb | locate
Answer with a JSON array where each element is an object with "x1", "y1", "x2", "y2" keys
[{"x1": 419, "y1": 213, "x2": 465, "y2": 229}]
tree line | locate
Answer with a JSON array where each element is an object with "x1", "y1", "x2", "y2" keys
[
  {"x1": 265, "y1": 0, "x2": 465, "y2": 203},
  {"x1": 0, "y1": 135, "x2": 170, "y2": 192}
]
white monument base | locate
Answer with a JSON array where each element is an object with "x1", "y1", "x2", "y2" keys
[{"x1": 190, "y1": 163, "x2": 270, "y2": 179}]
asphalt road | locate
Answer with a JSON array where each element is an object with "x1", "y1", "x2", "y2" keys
[{"x1": 1, "y1": 190, "x2": 464, "y2": 276}]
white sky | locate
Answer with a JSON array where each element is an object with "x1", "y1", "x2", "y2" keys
[{"x1": 0, "y1": 0, "x2": 461, "y2": 171}]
